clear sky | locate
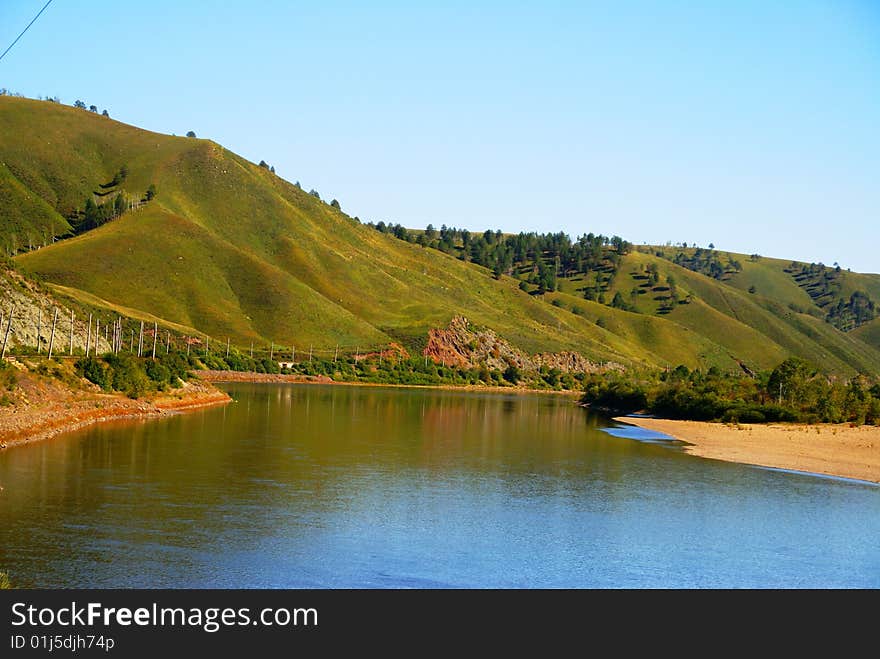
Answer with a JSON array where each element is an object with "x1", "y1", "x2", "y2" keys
[{"x1": 1, "y1": 1, "x2": 878, "y2": 272}]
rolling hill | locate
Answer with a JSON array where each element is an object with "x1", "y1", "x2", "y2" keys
[
  {"x1": 854, "y1": 318, "x2": 880, "y2": 352},
  {"x1": 2, "y1": 95, "x2": 879, "y2": 375}
]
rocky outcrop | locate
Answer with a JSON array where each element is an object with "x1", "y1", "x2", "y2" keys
[
  {"x1": 0, "y1": 267, "x2": 111, "y2": 353},
  {"x1": 423, "y1": 316, "x2": 621, "y2": 373}
]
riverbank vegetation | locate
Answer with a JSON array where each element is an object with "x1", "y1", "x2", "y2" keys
[
  {"x1": 198, "y1": 349, "x2": 581, "y2": 390},
  {"x1": 582, "y1": 357, "x2": 880, "y2": 425},
  {"x1": 74, "y1": 351, "x2": 194, "y2": 398},
  {"x1": 59, "y1": 347, "x2": 582, "y2": 398}
]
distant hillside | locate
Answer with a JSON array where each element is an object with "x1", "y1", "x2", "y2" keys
[
  {"x1": 2, "y1": 95, "x2": 880, "y2": 375},
  {"x1": 854, "y1": 318, "x2": 880, "y2": 352}
]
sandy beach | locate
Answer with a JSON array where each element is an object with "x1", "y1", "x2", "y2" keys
[{"x1": 614, "y1": 416, "x2": 880, "y2": 483}]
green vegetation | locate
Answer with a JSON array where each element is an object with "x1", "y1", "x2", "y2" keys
[
  {"x1": 3, "y1": 95, "x2": 880, "y2": 377},
  {"x1": 785, "y1": 261, "x2": 877, "y2": 331},
  {"x1": 853, "y1": 318, "x2": 880, "y2": 352},
  {"x1": 652, "y1": 246, "x2": 878, "y2": 333},
  {"x1": 0, "y1": 571, "x2": 11, "y2": 589},
  {"x1": 368, "y1": 223, "x2": 632, "y2": 297},
  {"x1": 582, "y1": 358, "x2": 880, "y2": 425},
  {"x1": 75, "y1": 351, "x2": 194, "y2": 397},
  {"x1": 196, "y1": 347, "x2": 576, "y2": 389}
]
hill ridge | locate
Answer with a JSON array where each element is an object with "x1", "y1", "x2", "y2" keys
[{"x1": 2, "y1": 95, "x2": 879, "y2": 375}]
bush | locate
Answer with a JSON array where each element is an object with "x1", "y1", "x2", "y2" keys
[
  {"x1": 75, "y1": 357, "x2": 109, "y2": 389},
  {"x1": 582, "y1": 377, "x2": 648, "y2": 413},
  {"x1": 105, "y1": 354, "x2": 151, "y2": 398},
  {"x1": 145, "y1": 360, "x2": 172, "y2": 388},
  {"x1": 156, "y1": 351, "x2": 194, "y2": 383}
]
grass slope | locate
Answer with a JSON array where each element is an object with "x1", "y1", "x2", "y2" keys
[
  {"x1": 3, "y1": 96, "x2": 880, "y2": 374},
  {"x1": 853, "y1": 318, "x2": 880, "y2": 352}
]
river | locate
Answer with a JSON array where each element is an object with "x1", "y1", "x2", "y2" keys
[{"x1": 1, "y1": 383, "x2": 878, "y2": 587}]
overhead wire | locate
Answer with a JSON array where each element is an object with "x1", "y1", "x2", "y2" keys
[{"x1": 0, "y1": 0, "x2": 56, "y2": 64}]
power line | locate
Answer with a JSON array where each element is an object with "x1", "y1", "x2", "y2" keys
[{"x1": 0, "y1": 0, "x2": 56, "y2": 64}]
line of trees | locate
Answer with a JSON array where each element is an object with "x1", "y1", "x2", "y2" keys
[
  {"x1": 66, "y1": 166, "x2": 156, "y2": 235},
  {"x1": 582, "y1": 357, "x2": 880, "y2": 425},
  {"x1": 72, "y1": 99, "x2": 110, "y2": 116},
  {"x1": 366, "y1": 221, "x2": 632, "y2": 293},
  {"x1": 661, "y1": 247, "x2": 741, "y2": 280},
  {"x1": 786, "y1": 262, "x2": 877, "y2": 331}
]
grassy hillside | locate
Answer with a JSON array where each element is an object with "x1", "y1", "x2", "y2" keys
[
  {"x1": 854, "y1": 318, "x2": 880, "y2": 352},
  {"x1": 3, "y1": 95, "x2": 880, "y2": 375},
  {"x1": 1, "y1": 97, "x2": 656, "y2": 367},
  {"x1": 565, "y1": 250, "x2": 880, "y2": 374}
]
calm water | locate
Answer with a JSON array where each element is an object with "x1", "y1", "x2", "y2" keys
[{"x1": 1, "y1": 383, "x2": 878, "y2": 588}]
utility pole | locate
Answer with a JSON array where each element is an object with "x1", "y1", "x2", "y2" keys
[
  {"x1": 1, "y1": 306, "x2": 14, "y2": 359},
  {"x1": 36, "y1": 308, "x2": 42, "y2": 353},
  {"x1": 69, "y1": 309, "x2": 74, "y2": 355},
  {"x1": 152, "y1": 322, "x2": 158, "y2": 358},
  {"x1": 269, "y1": 342, "x2": 274, "y2": 361},
  {"x1": 166, "y1": 332, "x2": 171, "y2": 354},
  {"x1": 95, "y1": 319, "x2": 100, "y2": 354},
  {"x1": 47, "y1": 308, "x2": 58, "y2": 359},
  {"x1": 309, "y1": 345, "x2": 312, "y2": 363},
  {"x1": 334, "y1": 345, "x2": 338, "y2": 363},
  {"x1": 226, "y1": 337, "x2": 230, "y2": 358},
  {"x1": 86, "y1": 313, "x2": 92, "y2": 357},
  {"x1": 137, "y1": 321, "x2": 144, "y2": 357}
]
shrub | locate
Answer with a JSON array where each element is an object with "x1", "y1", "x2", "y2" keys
[
  {"x1": 75, "y1": 357, "x2": 109, "y2": 389},
  {"x1": 104, "y1": 354, "x2": 151, "y2": 398},
  {"x1": 144, "y1": 360, "x2": 171, "y2": 388}
]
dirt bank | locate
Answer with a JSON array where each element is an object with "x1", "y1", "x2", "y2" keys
[{"x1": 0, "y1": 377, "x2": 230, "y2": 450}]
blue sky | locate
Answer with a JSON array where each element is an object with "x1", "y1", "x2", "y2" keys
[{"x1": 1, "y1": 1, "x2": 878, "y2": 272}]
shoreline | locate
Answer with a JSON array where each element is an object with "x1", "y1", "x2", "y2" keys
[
  {"x1": 0, "y1": 371, "x2": 579, "y2": 452},
  {"x1": 196, "y1": 370, "x2": 581, "y2": 396},
  {"x1": 613, "y1": 416, "x2": 880, "y2": 484},
  {"x1": 0, "y1": 381, "x2": 230, "y2": 451}
]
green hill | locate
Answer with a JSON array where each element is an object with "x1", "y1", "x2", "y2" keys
[
  {"x1": 854, "y1": 318, "x2": 880, "y2": 352},
  {"x1": 2, "y1": 95, "x2": 880, "y2": 375}
]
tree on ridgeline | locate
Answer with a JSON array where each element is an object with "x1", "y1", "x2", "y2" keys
[{"x1": 186, "y1": 131, "x2": 197, "y2": 138}]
